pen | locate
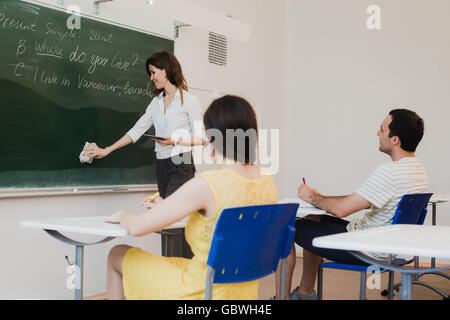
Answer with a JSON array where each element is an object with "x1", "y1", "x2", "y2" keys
[{"x1": 302, "y1": 177, "x2": 306, "y2": 185}]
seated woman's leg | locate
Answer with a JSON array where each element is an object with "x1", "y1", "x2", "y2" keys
[
  {"x1": 272, "y1": 215, "x2": 326, "y2": 299},
  {"x1": 274, "y1": 244, "x2": 296, "y2": 299},
  {"x1": 107, "y1": 244, "x2": 132, "y2": 300}
]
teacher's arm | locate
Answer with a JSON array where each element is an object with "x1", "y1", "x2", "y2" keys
[
  {"x1": 298, "y1": 184, "x2": 371, "y2": 218},
  {"x1": 107, "y1": 176, "x2": 213, "y2": 237},
  {"x1": 175, "y1": 135, "x2": 207, "y2": 147},
  {"x1": 89, "y1": 134, "x2": 133, "y2": 159},
  {"x1": 89, "y1": 101, "x2": 155, "y2": 159}
]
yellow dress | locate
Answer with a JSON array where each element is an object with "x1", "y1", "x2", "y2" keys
[{"x1": 122, "y1": 168, "x2": 278, "y2": 300}]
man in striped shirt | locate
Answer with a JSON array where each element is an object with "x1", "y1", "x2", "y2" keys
[{"x1": 279, "y1": 109, "x2": 429, "y2": 300}]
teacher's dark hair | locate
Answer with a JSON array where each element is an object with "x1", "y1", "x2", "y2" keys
[
  {"x1": 388, "y1": 108, "x2": 424, "y2": 152},
  {"x1": 203, "y1": 95, "x2": 258, "y2": 164},
  {"x1": 146, "y1": 50, "x2": 188, "y2": 104}
]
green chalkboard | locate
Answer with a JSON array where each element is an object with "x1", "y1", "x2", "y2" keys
[{"x1": 0, "y1": 0, "x2": 173, "y2": 188}]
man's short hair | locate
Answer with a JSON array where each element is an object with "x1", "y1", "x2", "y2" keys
[{"x1": 388, "y1": 109, "x2": 424, "y2": 152}]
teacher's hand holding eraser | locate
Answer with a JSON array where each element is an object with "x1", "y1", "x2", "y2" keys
[
  {"x1": 87, "y1": 135, "x2": 176, "y2": 161},
  {"x1": 86, "y1": 141, "x2": 116, "y2": 160},
  {"x1": 79, "y1": 141, "x2": 95, "y2": 164}
]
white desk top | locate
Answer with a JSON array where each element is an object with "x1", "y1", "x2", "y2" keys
[
  {"x1": 22, "y1": 196, "x2": 445, "y2": 239},
  {"x1": 279, "y1": 198, "x2": 327, "y2": 217},
  {"x1": 281, "y1": 195, "x2": 449, "y2": 216},
  {"x1": 313, "y1": 225, "x2": 450, "y2": 259},
  {"x1": 21, "y1": 216, "x2": 188, "y2": 237},
  {"x1": 21, "y1": 200, "x2": 323, "y2": 238},
  {"x1": 429, "y1": 195, "x2": 449, "y2": 204}
]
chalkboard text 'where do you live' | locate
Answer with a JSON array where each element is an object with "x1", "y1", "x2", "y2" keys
[{"x1": 1, "y1": 9, "x2": 152, "y2": 99}]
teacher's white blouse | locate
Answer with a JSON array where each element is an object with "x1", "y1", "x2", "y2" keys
[{"x1": 127, "y1": 90, "x2": 204, "y2": 160}]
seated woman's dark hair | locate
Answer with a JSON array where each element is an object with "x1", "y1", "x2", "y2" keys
[{"x1": 203, "y1": 95, "x2": 258, "y2": 164}]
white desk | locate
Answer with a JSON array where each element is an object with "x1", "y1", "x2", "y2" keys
[
  {"x1": 20, "y1": 216, "x2": 187, "y2": 300},
  {"x1": 22, "y1": 196, "x2": 436, "y2": 300},
  {"x1": 313, "y1": 225, "x2": 450, "y2": 300},
  {"x1": 20, "y1": 199, "x2": 318, "y2": 300},
  {"x1": 282, "y1": 196, "x2": 448, "y2": 219},
  {"x1": 21, "y1": 216, "x2": 187, "y2": 237}
]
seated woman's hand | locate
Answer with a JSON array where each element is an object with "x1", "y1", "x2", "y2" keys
[
  {"x1": 142, "y1": 193, "x2": 163, "y2": 209},
  {"x1": 105, "y1": 210, "x2": 126, "y2": 224}
]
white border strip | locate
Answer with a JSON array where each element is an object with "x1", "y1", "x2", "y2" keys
[
  {"x1": 0, "y1": 184, "x2": 157, "y2": 198},
  {"x1": 20, "y1": 0, "x2": 174, "y2": 40}
]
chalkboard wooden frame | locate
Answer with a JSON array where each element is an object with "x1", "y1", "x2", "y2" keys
[{"x1": 0, "y1": 184, "x2": 158, "y2": 199}]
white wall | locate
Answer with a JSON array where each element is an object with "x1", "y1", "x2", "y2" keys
[
  {"x1": 23, "y1": 0, "x2": 175, "y2": 39},
  {"x1": 174, "y1": 0, "x2": 288, "y2": 176},
  {"x1": 281, "y1": 0, "x2": 450, "y2": 261},
  {"x1": 1, "y1": 192, "x2": 161, "y2": 299},
  {"x1": 1, "y1": 0, "x2": 288, "y2": 299}
]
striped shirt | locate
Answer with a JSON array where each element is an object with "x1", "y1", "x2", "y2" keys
[{"x1": 347, "y1": 157, "x2": 429, "y2": 259}]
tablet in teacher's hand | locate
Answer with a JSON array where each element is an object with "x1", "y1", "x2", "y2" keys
[{"x1": 143, "y1": 134, "x2": 167, "y2": 140}]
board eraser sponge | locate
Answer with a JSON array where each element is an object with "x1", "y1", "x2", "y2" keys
[{"x1": 79, "y1": 142, "x2": 94, "y2": 164}]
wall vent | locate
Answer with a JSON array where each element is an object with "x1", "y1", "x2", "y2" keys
[{"x1": 208, "y1": 32, "x2": 227, "y2": 67}]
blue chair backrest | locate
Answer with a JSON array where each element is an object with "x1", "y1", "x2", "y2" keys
[
  {"x1": 392, "y1": 193, "x2": 433, "y2": 225},
  {"x1": 206, "y1": 203, "x2": 299, "y2": 284}
]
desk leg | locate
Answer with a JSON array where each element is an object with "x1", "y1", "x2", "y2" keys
[
  {"x1": 431, "y1": 203, "x2": 436, "y2": 268},
  {"x1": 160, "y1": 229, "x2": 193, "y2": 258},
  {"x1": 413, "y1": 257, "x2": 419, "y2": 281},
  {"x1": 401, "y1": 273, "x2": 412, "y2": 300},
  {"x1": 75, "y1": 245, "x2": 84, "y2": 300},
  {"x1": 161, "y1": 234, "x2": 171, "y2": 257},
  {"x1": 43, "y1": 230, "x2": 115, "y2": 300}
]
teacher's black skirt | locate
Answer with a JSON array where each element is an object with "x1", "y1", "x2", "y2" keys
[
  {"x1": 155, "y1": 151, "x2": 196, "y2": 258},
  {"x1": 156, "y1": 151, "x2": 196, "y2": 199}
]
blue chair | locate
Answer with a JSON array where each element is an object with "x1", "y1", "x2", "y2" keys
[
  {"x1": 316, "y1": 193, "x2": 433, "y2": 300},
  {"x1": 205, "y1": 203, "x2": 299, "y2": 300}
]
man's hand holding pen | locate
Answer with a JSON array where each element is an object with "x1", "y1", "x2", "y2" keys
[{"x1": 298, "y1": 177, "x2": 320, "y2": 204}]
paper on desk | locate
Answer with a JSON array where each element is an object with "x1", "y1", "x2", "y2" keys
[{"x1": 278, "y1": 198, "x2": 317, "y2": 208}]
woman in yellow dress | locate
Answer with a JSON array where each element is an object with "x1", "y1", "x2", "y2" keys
[{"x1": 105, "y1": 95, "x2": 278, "y2": 300}]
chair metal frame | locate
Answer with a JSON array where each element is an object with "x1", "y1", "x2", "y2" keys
[
  {"x1": 316, "y1": 193, "x2": 433, "y2": 300},
  {"x1": 384, "y1": 201, "x2": 450, "y2": 299}
]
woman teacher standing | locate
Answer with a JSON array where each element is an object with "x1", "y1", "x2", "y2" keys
[{"x1": 89, "y1": 50, "x2": 206, "y2": 258}]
